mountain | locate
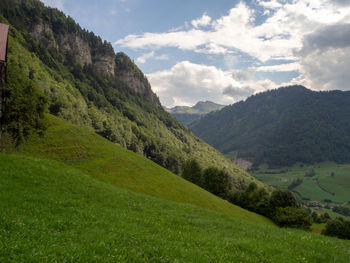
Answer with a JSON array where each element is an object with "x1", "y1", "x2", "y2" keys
[
  {"x1": 0, "y1": 0, "x2": 261, "y2": 190},
  {"x1": 167, "y1": 101, "x2": 225, "y2": 125},
  {"x1": 190, "y1": 86, "x2": 350, "y2": 167}
]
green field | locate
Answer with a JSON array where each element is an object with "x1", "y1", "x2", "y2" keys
[
  {"x1": 1, "y1": 153, "x2": 350, "y2": 262},
  {"x1": 252, "y1": 163, "x2": 350, "y2": 216},
  {"x1": 7, "y1": 114, "x2": 270, "y2": 225}
]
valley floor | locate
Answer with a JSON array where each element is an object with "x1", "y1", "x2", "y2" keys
[{"x1": 252, "y1": 163, "x2": 350, "y2": 219}]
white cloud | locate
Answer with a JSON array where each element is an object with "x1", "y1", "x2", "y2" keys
[
  {"x1": 147, "y1": 61, "x2": 240, "y2": 107},
  {"x1": 147, "y1": 61, "x2": 281, "y2": 107},
  {"x1": 255, "y1": 62, "x2": 300, "y2": 72},
  {"x1": 115, "y1": 0, "x2": 350, "y2": 63},
  {"x1": 136, "y1": 51, "x2": 155, "y2": 64},
  {"x1": 258, "y1": 0, "x2": 282, "y2": 9},
  {"x1": 117, "y1": 0, "x2": 350, "y2": 105},
  {"x1": 298, "y1": 23, "x2": 350, "y2": 91},
  {"x1": 191, "y1": 13, "x2": 212, "y2": 28}
]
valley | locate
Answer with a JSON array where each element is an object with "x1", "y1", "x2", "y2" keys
[
  {"x1": 1, "y1": 0, "x2": 350, "y2": 261},
  {"x1": 252, "y1": 162, "x2": 350, "y2": 218}
]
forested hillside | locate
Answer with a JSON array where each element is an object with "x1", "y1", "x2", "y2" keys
[
  {"x1": 190, "y1": 86, "x2": 350, "y2": 167},
  {"x1": 0, "y1": 0, "x2": 261, "y2": 190}
]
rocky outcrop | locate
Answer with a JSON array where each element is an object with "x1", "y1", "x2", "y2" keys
[
  {"x1": 93, "y1": 54, "x2": 115, "y2": 76},
  {"x1": 115, "y1": 52, "x2": 161, "y2": 107},
  {"x1": 58, "y1": 34, "x2": 92, "y2": 66},
  {"x1": 31, "y1": 23, "x2": 117, "y2": 76},
  {"x1": 117, "y1": 71, "x2": 161, "y2": 106},
  {"x1": 31, "y1": 23, "x2": 58, "y2": 50},
  {"x1": 31, "y1": 24, "x2": 160, "y2": 105}
]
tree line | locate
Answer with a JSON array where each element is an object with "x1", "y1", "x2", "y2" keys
[{"x1": 182, "y1": 159, "x2": 312, "y2": 230}]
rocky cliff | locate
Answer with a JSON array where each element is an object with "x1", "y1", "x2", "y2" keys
[
  {"x1": 30, "y1": 23, "x2": 160, "y2": 106},
  {"x1": 31, "y1": 23, "x2": 115, "y2": 76},
  {"x1": 115, "y1": 53, "x2": 161, "y2": 107}
]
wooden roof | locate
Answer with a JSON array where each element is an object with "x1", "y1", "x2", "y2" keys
[{"x1": 0, "y1": 23, "x2": 9, "y2": 62}]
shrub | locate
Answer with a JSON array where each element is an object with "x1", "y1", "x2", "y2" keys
[
  {"x1": 230, "y1": 183, "x2": 270, "y2": 216},
  {"x1": 322, "y1": 219, "x2": 350, "y2": 240},
  {"x1": 273, "y1": 207, "x2": 312, "y2": 230},
  {"x1": 269, "y1": 189, "x2": 299, "y2": 211}
]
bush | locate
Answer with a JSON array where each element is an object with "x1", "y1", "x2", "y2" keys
[
  {"x1": 273, "y1": 207, "x2": 312, "y2": 230},
  {"x1": 322, "y1": 219, "x2": 350, "y2": 240},
  {"x1": 230, "y1": 183, "x2": 270, "y2": 216},
  {"x1": 269, "y1": 189, "x2": 299, "y2": 211}
]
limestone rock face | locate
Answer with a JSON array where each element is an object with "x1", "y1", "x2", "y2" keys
[
  {"x1": 31, "y1": 23, "x2": 58, "y2": 50},
  {"x1": 31, "y1": 24, "x2": 161, "y2": 106},
  {"x1": 117, "y1": 71, "x2": 161, "y2": 106},
  {"x1": 115, "y1": 52, "x2": 161, "y2": 107},
  {"x1": 93, "y1": 54, "x2": 115, "y2": 76},
  {"x1": 58, "y1": 34, "x2": 92, "y2": 66}
]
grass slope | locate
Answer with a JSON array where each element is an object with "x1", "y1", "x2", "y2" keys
[
  {"x1": 1, "y1": 153, "x2": 349, "y2": 262},
  {"x1": 11, "y1": 114, "x2": 271, "y2": 225}
]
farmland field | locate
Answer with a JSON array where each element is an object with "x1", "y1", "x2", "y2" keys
[{"x1": 252, "y1": 163, "x2": 350, "y2": 217}]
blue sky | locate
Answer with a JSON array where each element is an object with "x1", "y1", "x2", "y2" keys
[{"x1": 42, "y1": 0, "x2": 350, "y2": 107}]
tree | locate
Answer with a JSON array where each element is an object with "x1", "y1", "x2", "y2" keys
[
  {"x1": 3, "y1": 61, "x2": 47, "y2": 145},
  {"x1": 230, "y1": 183, "x2": 270, "y2": 216},
  {"x1": 181, "y1": 159, "x2": 202, "y2": 186},
  {"x1": 269, "y1": 189, "x2": 299, "y2": 211},
  {"x1": 273, "y1": 207, "x2": 312, "y2": 230},
  {"x1": 202, "y1": 167, "x2": 231, "y2": 198}
]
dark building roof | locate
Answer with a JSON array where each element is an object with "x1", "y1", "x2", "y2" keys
[{"x1": 0, "y1": 23, "x2": 9, "y2": 62}]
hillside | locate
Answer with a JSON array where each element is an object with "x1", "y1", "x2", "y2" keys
[
  {"x1": 167, "y1": 101, "x2": 225, "y2": 125},
  {"x1": 190, "y1": 86, "x2": 350, "y2": 167},
  {"x1": 1, "y1": 153, "x2": 350, "y2": 262},
  {"x1": 4, "y1": 114, "x2": 269, "y2": 225},
  {"x1": 0, "y1": 0, "x2": 260, "y2": 190}
]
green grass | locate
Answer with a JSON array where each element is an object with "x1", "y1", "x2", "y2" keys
[
  {"x1": 253, "y1": 163, "x2": 350, "y2": 204},
  {"x1": 11, "y1": 114, "x2": 271, "y2": 225},
  {"x1": 1, "y1": 153, "x2": 349, "y2": 262}
]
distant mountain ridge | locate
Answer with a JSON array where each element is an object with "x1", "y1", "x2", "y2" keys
[
  {"x1": 190, "y1": 86, "x2": 350, "y2": 167},
  {"x1": 167, "y1": 101, "x2": 225, "y2": 125}
]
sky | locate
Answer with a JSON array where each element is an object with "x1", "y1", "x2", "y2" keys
[{"x1": 41, "y1": 0, "x2": 350, "y2": 107}]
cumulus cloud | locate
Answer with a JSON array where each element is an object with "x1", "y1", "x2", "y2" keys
[
  {"x1": 191, "y1": 13, "x2": 212, "y2": 28},
  {"x1": 147, "y1": 61, "x2": 239, "y2": 106},
  {"x1": 115, "y1": 0, "x2": 350, "y2": 62},
  {"x1": 298, "y1": 23, "x2": 350, "y2": 91},
  {"x1": 147, "y1": 61, "x2": 280, "y2": 107},
  {"x1": 117, "y1": 0, "x2": 350, "y2": 105},
  {"x1": 257, "y1": 0, "x2": 282, "y2": 10}
]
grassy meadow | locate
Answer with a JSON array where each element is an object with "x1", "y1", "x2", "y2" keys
[
  {"x1": 6, "y1": 114, "x2": 271, "y2": 225},
  {"x1": 1, "y1": 153, "x2": 350, "y2": 262}
]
